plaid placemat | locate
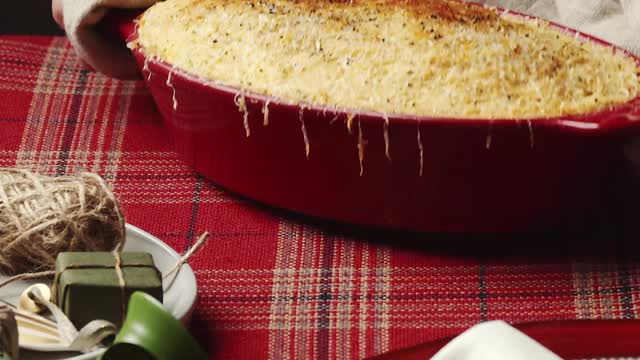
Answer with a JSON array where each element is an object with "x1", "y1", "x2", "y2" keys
[{"x1": 1, "y1": 36, "x2": 639, "y2": 359}]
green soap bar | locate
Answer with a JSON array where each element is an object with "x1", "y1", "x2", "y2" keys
[{"x1": 55, "y1": 252, "x2": 163, "y2": 329}]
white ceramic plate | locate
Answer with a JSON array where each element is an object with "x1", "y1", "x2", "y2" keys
[{"x1": 0, "y1": 224, "x2": 198, "y2": 360}]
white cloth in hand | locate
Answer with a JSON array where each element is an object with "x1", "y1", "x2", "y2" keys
[
  {"x1": 431, "y1": 321, "x2": 562, "y2": 360},
  {"x1": 62, "y1": 0, "x2": 157, "y2": 79}
]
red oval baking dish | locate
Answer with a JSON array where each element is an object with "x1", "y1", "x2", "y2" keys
[{"x1": 107, "y1": 4, "x2": 640, "y2": 233}]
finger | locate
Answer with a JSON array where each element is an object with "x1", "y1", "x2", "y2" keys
[{"x1": 52, "y1": 0, "x2": 64, "y2": 29}]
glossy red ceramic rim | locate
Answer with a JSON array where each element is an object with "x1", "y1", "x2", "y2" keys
[{"x1": 111, "y1": 2, "x2": 640, "y2": 134}]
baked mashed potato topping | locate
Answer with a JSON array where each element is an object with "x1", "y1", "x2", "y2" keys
[{"x1": 136, "y1": 0, "x2": 640, "y2": 118}]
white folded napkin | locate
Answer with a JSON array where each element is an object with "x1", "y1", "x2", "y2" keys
[{"x1": 431, "y1": 321, "x2": 562, "y2": 360}]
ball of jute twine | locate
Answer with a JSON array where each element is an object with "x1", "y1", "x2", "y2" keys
[{"x1": 0, "y1": 168, "x2": 125, "y2": 275}]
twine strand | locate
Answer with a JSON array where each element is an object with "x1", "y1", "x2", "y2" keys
[
  {"x1": 163, "y1": 232, "x2": 211, "y2": 280},
  {"x1": 111, "y1": 245, "x2": 127, "y2": 324},
  {"x1": 0, "y1": 271, "x2": 56, "y2": 290}
]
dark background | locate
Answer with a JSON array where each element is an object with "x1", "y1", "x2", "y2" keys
[{"x1": 2, "y1": 2, "x2": 64, "y2": 35}]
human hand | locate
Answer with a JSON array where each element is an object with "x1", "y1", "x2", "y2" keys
[
  {"x1": 50, "y1": 0, "x2": 157, "y2": 79},
  {"x1": 52, "y1": 0, "x2": 101, "y2": 72},
  {"x1": 52, "y1": 0, "x2": 64, "y2": 29}
]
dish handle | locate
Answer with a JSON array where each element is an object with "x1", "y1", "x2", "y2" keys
[
  {"x1": 597, "y1": 97, "x2": 640, "y2": 135},
  {"x1": 100, "y1": 9, "x2": 142, "y2": 44}
]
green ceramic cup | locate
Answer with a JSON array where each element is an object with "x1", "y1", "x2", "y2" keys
[{"x1": 100, "y1": 292, "x2": 206, "y2": 360}]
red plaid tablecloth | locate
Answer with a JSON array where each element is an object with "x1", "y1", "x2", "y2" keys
[{"x1": 1, "y1": 36, "x2": 639, "y2": 359}]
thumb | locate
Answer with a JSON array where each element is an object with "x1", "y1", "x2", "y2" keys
[{"x1": 52, "y1": 0, "x2": 64, "y2": 28}]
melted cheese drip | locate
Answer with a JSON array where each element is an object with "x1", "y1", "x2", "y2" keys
[
  {"x1": 417, "y1": 125, "x2": 424, "y2": 176},
  {"x1": 346, "y1": 114, "x2": 355, "y2": 134},
  {"x1": 527, "y1": 119, "x2": 535, "y2": 147},
  {"x1": 143, "y1": 56, "x2": 152, "y2": 81},
  {"x1": 299, "y1": 107, "x2": 310, "y2": 158},
  {"x1": 383, "y1": 114, "x2": 391, "y2": 161},
  {"x1": 357, "y1": 119, "x2": 366, "y2": 176},
  {"x1": 138, "y1": 0, "x2": 640, "y2": 119},
  {"x1": 166, "y1": 65, "x2": 178, "y2": 111},
  {"x1": 234, "y1": 92, "x2": 250, "y2": 137},
  {"x1": 262, "y1": 100, "x2": 270, "y2": 126}
]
